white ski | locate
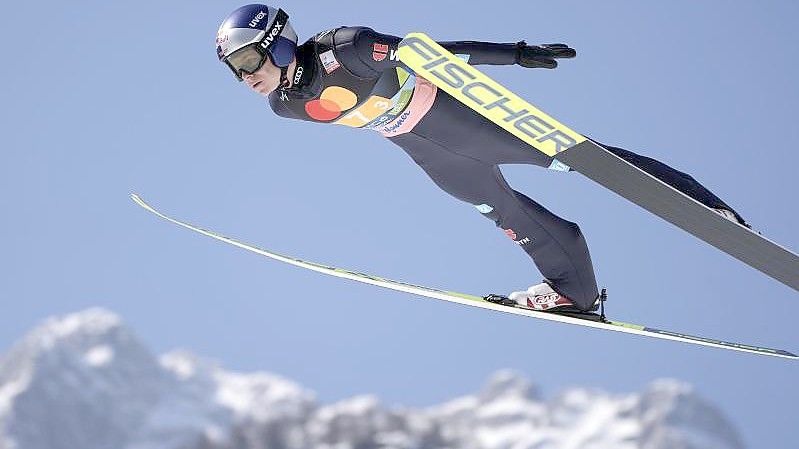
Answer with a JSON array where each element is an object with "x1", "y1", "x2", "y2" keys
[{"x1": 131, "y1": 194, "x2": 796, "y2": 360}]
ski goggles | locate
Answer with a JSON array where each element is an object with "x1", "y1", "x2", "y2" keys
[{"x1": 222, "y1": 9, "x2": 294, "y2": 80}]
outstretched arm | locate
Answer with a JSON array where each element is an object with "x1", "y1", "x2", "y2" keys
[
  {"x1": 436, "y1": 40, "x2": 575, "y2": 68},
  {"x1": 336, "y1": 27, "x2": 575, "y2": 77},
  {"x1": 436, "y1": 39, "x2": 522, "y2": 65}
]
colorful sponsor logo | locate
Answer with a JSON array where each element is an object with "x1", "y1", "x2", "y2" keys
[
  {"x1": 381, "y1": 111, "x2": 411, "y2": 134},
  {"x1": 396, "y1": 67, "x2": 411, "y2": 87},
  {"x1": 389, "y1": 89, "x2": 414, "y2": 115},
  {"x1": 305, "y1": 86, "x2": 358, "y2": 121},
  {"x1": 373, "y1": 43, "x2": 390, "y2": 61},
  {"x1": 335, "y1": 96, "x2": 393, "y2": 127},
  {"x1": 319, "y1": 50, "x2": 341, "y2": 74},
  {"x1": 377, "y1": 75, "x2": 438, "y2": 137},
  {"x1": 503, "y1": 229, "x2": 517, "y2": 240},
  {"x1": 363, "y1": 68, "x2": 417, "y2": 130},
  {"x1": 527, "y1": 293, "x2": 561, "y2": 309}
]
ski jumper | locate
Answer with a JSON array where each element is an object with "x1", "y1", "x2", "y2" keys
[{"x1": 268, "y1": 27, "x2": 739, "y2": 310}]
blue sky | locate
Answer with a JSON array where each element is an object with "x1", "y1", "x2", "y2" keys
[{"x1": 1, "y1": 0, "x2": 797, "y2": 447}]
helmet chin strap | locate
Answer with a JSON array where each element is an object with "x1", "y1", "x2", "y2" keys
[
  {"x1": 278, "y1": 66, "x2": 290, "y2": 90},
  {"x1": 278, "y1": 54, "x2": 300, "y2": 92}
]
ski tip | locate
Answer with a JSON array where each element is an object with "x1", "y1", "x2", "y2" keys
[
  {"x1": 130, "y1": 193, "x2": 161, "y2": 216},
  {"x1": 130, "y1": 193, "x2": 149, "y2": 209}
]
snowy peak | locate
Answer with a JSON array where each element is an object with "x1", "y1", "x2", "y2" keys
[
  {"x1": 636, "y1": 379, "x2": 744, "y2": 449},
  {"x1": 159, "y1": 349, "x2": 315, "y2": 421},
  {"x1": 214, "y1": 369, "x2": 314, "y2": 421},
  {"x1": 0, "y1": 307, "x2": 164, "y2": 392},
  {"x1": 0, "y1": 308, "x2": 168, "y2": 449},
  {"x1": 34, "y1": 307, "x2": 122, "y2": 344},
  {"x1": 0, "y1": 308, "x2": 152, "y2": 380},
  {"x1": 478, "y1": 369, "x2": 540, "y2": 402}
]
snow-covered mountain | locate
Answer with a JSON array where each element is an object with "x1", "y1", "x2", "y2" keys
[{"x1": 0, "y1": 309, "x2": 744, "y2": 449}]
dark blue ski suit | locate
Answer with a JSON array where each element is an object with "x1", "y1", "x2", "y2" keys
[{"x1": 268, "y1": 27, "x2": 739, "y2": 310}]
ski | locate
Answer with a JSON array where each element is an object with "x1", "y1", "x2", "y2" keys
[
  {"x1": 397, "y1": 33, "x2": 799, "y2": 293},
  {"x1": 131, "y1": 194, "x2": 796, "y2": 360}
]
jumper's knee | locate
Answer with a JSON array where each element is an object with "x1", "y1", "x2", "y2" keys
[
  {"x1": 562, "y1": 221, "x2": 587, "y2": 248},
  {"x1": 472, "y1": 202, "x2": 505, "y2": 229}
]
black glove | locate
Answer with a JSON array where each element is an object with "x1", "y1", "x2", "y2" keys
[{"x1": 515, "y1": 42, "x2": 576, "y2": 69}]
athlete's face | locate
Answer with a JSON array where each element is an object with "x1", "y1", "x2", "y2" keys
[{"x1": 242, "y1": 57, "x2": 297, "y2": 97}]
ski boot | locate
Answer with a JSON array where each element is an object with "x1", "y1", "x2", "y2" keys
[
  {"x1": 713, "y1": 207, "x2": 753, "y2": 230},
  {"x1": 486, "y1": 282, "x2": 598, "y2": 313}
]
